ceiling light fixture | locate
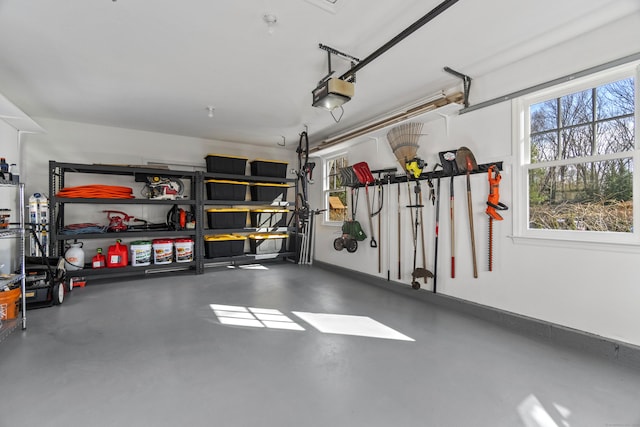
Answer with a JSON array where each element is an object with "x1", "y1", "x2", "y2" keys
[
  {"x1": 312, "y1": 78, "x2": 354, "y2": 111},
  {"x1": 206, "y1": 106, "x2": 215, "y2": 118},
  {"x1": 312, "y1": 44, "x2": 359, "y2": 111}
]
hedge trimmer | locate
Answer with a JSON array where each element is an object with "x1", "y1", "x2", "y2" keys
[{"x1": 485, "y1": 165, "x2": 508, "y2": 271}]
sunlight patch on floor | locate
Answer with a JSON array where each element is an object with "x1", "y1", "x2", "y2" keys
[
  {"x1": 210, "y1": 304, "x2": 304, "y2": 331},
  {"x1": 209, "y1": 305, "x2": 414, "y2": 341},
  {"x1": 292, "y1": 312, "x2": 415, "y2": 341}
]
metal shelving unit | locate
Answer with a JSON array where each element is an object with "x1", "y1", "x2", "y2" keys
[
  {"x1": 48, "y1": 162, "x2": 299, "y2": 279},
  {"x1": 200, "y1": 171, "x2": 297, "y2": 267},
  {"x1": 0, "y1": 181, "x2": 27, "y2": 341},
  {"x1": 49, "y1": 161, "x2": 199, "y2": 277}
]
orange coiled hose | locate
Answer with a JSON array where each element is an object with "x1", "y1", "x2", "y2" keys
[{"x1": 56, "y1": 184, "x2": 134, "y2": 199}]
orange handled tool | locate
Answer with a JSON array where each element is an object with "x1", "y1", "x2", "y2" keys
[{"x1": 486, "y1": 165, "x2": 508, "y2": 271}]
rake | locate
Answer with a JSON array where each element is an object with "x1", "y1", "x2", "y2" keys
[{"x1": 386, "y1": 122, "x2": 423, "y2": 167}]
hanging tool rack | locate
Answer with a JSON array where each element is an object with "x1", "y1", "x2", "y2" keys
[{"x1": 351, "y1": 161, "x2": 503, "y2": 188}]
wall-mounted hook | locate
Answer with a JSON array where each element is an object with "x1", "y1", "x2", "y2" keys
[{"x1": 278, "y1": 136, "x2": 286, "y2": 147}]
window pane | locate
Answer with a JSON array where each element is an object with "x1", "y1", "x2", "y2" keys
[
  {"x1": 531, "y1": 132, "x2": 558, "y2": 163},
  {"x1": 530, "y1": 100, "x2": 557, "y2": 132},
  {"x1": 528, "y1": 158, "x2": 633, "y2": 232},
  {"x1": 596, "y1": 117, "x2": 635, "y2": 154},
  {"x1": 325, "y1": 156, "x2": 348, "y2": 222},
  {"x1": 561, "y1": 124, "x2": 593, "y2": 158},
  {"x1": 560, "y1": 89, "x2": 593, "y2": 126},
  {"x1": 327, "y1": 157, "x2": 348, "y2": 190},
  {"x1": 597, "y1": 77, "x2": 635, "y2": 120}
]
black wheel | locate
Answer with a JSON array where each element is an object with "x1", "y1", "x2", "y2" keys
[
  {"x1": 333, "y1": 238, "x2": 345, "y2": 251},
  {"x1": 346, "y1": 239, "x2": 358, "y2": 253},
  {"x1": 411, "y1": 281, "x2": 421, "y2": 290},
  {"x1": 52, "y1": 281, "x2": 65, "y2": 305}
]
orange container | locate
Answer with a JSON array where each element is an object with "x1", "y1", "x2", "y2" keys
[{"x1": 0, "y1": 287, "x2": 21, "y2": 320}]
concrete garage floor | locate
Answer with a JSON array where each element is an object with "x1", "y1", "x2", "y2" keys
[{"x1": 1, "y1": 263, "x2": 639, "y2": 426}]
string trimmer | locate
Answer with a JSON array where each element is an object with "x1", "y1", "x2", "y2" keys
[{"x1": 406, "y1": 158, "x2": 433, "y2": 290}]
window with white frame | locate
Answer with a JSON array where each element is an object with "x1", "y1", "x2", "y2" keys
[
  {"x1": 513, "y1": 63, "x2": 638, "y2": 243},
  {"x1": 324, "y1": 154, "x2": 349, "y2": 224}
]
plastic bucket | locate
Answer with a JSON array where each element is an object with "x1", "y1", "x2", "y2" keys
[
  {"x1": 152, "y1": 239, "x2": 173, "y2": 264},
  {"x1": 130, "y1": 240, "x2": 152, "y2": 266},
  {"x1": 174, "y1": 238, "x2": 194, "y2": 263},
  {"x1": 0, "y1": 287, "x2": 21, "y2": 320}
]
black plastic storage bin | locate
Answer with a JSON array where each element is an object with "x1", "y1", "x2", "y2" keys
[
  {"x1": 206, "y1": 179, "x2": 249, "y2": 201},
  {"x1": 205, "y1": 154, "x2": 248, "y2": 175},
  {"x1": 250, "y1": 159, "x2": 288, "y2": 179},
  {"x1": 204, "y1": 234, "x2": 247, "y2": 258},
  {"x1": 250, "y1": 183, "x2": 289, "y2": 203},
  {"x1": 249, "y1": 209, "x2": 288, "y2": 229},
  {"x1": 206, "y1": 208, "x2": 249, "y2": 229},
  {"x1": 248, "y1": 233, "x2": 288, "y2": 255}
]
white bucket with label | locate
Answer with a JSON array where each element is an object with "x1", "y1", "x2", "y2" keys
[
  {"x1": 174, "y1": 238, "x2": 194, "y2": 263},
  {"x1": 130, "y1": 240, "x2": 152, "y2": 266},
  {"x1": 152, "y1": 239, "x2": 173, "y2": 264}
]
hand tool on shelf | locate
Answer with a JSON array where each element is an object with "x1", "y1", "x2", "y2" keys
[
  {"x1": 456, "y1": 146, "x2": 479, "y2": 278},
  {"x1": 439, "y1": 150, "x2": 458, "y2": 278},
  {"x1": 432, "y1": 164, "x2": 443, "y2": 293},
  {"x1": 371, "y1": 167, "x2": 396, "y2": 275},
  {"x1": 486, "y1": 164, "x2": 508, "y2": 272}
]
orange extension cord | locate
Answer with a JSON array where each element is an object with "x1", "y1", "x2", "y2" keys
[{"x1": 56, "y1": 184, "x2": 134, "y2": 199}]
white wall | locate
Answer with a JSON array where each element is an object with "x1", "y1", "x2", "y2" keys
[{"x1": 312, "y1": 12, "x2": 640, "y2": 346}]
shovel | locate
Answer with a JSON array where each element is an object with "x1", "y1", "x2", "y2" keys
[{"x1": 456, "y1": 146, "x2": 479, "y2": 278}]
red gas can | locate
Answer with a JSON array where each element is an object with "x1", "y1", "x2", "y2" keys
[
  {"x1": 106, "y1": 239, "x2": 129, "y2": 268},
  {"x1": 92, "y1": 248, "x2": 106, "y2": 269}
]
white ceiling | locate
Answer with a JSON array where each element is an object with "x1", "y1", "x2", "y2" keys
[{"x1": 0, "y1": 0, "x2": 637, "y2": 150}]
